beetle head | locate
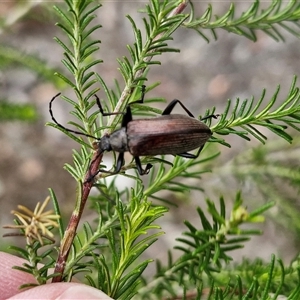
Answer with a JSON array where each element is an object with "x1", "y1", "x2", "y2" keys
[{"x1": 99, "y1": 135, "x2": 112, "y2": 152}]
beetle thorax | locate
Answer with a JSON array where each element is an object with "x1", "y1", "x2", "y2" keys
[{"x1": 106, "y1": 127, "x2": 129, "y2": 153}]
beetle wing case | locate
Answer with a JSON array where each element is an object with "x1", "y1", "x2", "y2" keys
[{"x1": 127, "y1": 114, "x2": 212, "y2": 157}]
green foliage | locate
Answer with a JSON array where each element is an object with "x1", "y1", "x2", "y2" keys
[
  {"x1": 144, "y1": 151, "x2": 220, "y2": 200},
  {"x1": 0, "y1": 101, "x2": 37, "y2": 121},
  {"x1": 0, "y1": 44, "x2": 48, "y2": 122},
  {"x1": 4, "y1": 0, "x2": 300, "y2": 299},
  {"x1": 138, "y1": 197, "x2": 284, "y2": 299},
  {"x1": 0, "y1": 3, "x2": 63, "y2": 123},
  {"x1": 0, "y1": 45, "x2": 61, "y2": 85},
  {"x1": 84, "y1": 195, "x2": 167, "y2": 299},
  {"x1": 48, "y1": 0, "x2": 102, "y2": 147},
  {"x1": 186, "y1": 0, "x2": 300, "y2": 42},
  {"x1": 9, "y1": 241, "x2": 56, "y2": 288},
  {"x1": 211, "y1": 77, "x2": 300, "y2": 146}
]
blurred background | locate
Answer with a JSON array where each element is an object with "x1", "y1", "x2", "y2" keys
[{"x1": 1, "y1": 0, "x2": 300, "y2": 270}]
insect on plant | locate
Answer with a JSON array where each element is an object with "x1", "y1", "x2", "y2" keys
[{"x1": 49, "y1": 86, "x2": 218, "y2": 181}]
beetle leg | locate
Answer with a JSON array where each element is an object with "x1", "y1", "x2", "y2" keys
[
  {"x1": 145, "y1": 163, "x2": 153, "y2": 173},
  {"x1": 85, "y1": 169, "x2": 100, "y2": 183},
  {"x1": 200, "y1": 114, "x2": 219, "y2": 121},
  {"x1": 134, "y1": 156, "x2": 152, "y2": 175},
  {"x1": 85, "y1": 168, "x2": 117, "y2": 183},
  {"x1": 129, "y1": 85, "x2": 146, "y2": 105},
  {"x1": 162, "y1": 99, "x2": 219, "y2": 121},
  {"x1": 115, "y1": 152, "x2": 125, "y2": 173},
  {"x1": 194, "y1": 145, "x2": 205, "y2": 158},
  {"x1": 121, "y1": 106, "x2": 133, "y2": 127},
  {"x1": 94, "y1": 94, "x2": 124, "y2": 117},
  {"x1": 177, "y1": 152, "x2": 197, "y2": 159},
  {"x1": 84, "y1": 151, "x2": 124, "y2": 183},
  {"x1": 177, "y1": 145, "x2": 205, "y2": 159},
  {"x1": 85, "y1": 151, "x2": 105, "y2": 183},
  {"x1": 162, "y1": 99, "x2": 195, "y2": 117}
]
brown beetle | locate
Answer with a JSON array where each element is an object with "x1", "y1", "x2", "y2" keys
[{"x1": 49, "y1": 86, "x2": 216, "y2": 179}]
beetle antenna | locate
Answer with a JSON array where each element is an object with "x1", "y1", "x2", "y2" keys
[{"x1": 49, "y1": 93, "x2": 99, "y2": 140}]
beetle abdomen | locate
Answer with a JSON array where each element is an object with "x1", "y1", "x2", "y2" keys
[{"x1": 127, "y1": 114, "x2": 212, "y2": 156}]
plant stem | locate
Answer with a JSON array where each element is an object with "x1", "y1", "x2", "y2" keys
[{"x1": 52, "y1": 151, "x2": 103, "y2": 282}]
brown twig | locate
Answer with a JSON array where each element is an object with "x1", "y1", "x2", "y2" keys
[{"x1": 52, "y1": 151, "x2": 103, "y2": 282}]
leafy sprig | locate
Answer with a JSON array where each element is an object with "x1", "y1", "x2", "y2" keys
[
  {"x1": 186, "y1": 0, "x2": 300, "y2": 42},
  {"x1": 84, "y1": 194, "x2": 167, "y2": 299},
  {"x1": 48, "y1": 0, "x2": 102, "y2": 147},
  {"x1": 210, "y1": 76, "x2": 300, "y2": 146},
  {"x1": 136, "y1": 194, "x2": 276, "y2": 299},
  {"x1": 144, "y1": 151, "x2": 219, "y2": 200}
]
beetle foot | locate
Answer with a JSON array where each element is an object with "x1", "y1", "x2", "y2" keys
[
  {"x1": 200, "y1": 113, "x2": 220, "y2": 121},
  {"x1": 144, "y1": 163, "x2": 153, "y2": 174},
  {"x1": 84, "y1": 171, "x2": 98, "y2": 184},
  {"x1": 84, "y1": 175, "x2": 95, "y2": 184}
]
